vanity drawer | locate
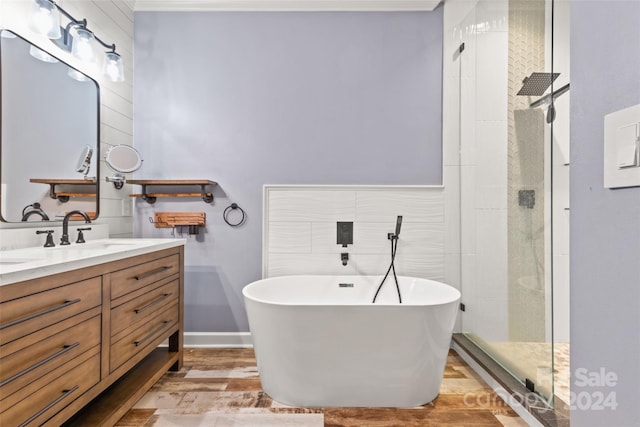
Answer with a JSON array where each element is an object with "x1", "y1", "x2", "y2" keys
[
  {"x1": 0, "y1": 350, "x2": 100, "y2": 427},
  {"x1": 111, "y1": 279, "x2": 179, "y2": 337},
  {"x1": 110, "y1": 254, "x2": 179, "y2": 301},
  {"x1": 0, "y1": 277, "x2": 102, "y2": 344},
  {"x1": 0, "y1": 315, "x2": 101, "y2": 399},
  {"x1": 110, "y1": 302, "x2": 179, "y2": 372}
]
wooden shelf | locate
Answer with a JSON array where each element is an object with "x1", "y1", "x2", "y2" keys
[
  {"x1": 127, "y1": 180, "x2": 217, "y2": 204},
  {"x1": 57, "y1": 192, "x2": 97, "y2": 198},
  {"x1": 30, "y1": 178, "x2": 97, "y2": 203},
  {"x1": 126, "y1": 180, "x2": 216, "y2": 185},
  {"x1": 30, "y1": 178, "x2": 97, "y2": 185}
]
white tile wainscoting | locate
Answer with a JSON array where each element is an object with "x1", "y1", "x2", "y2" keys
[{"x1": 263, "y1": 185, "x2": 445, "y2": 280}]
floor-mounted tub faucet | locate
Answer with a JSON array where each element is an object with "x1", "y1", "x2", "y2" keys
[{"x1": 61, "y1": 210, "x2": 91, "y2": 245}]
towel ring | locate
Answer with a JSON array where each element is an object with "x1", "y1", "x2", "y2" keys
[{"x1": 223, "y1": 203, "x2": 246, "y2": 227}]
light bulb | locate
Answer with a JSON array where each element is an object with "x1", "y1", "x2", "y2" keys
[
  {"x1": 103, "y1": 51, "x2": 124, "y2": 82},
  {"x1": 71, "y1": 27, "x2": 95, "y2": 62},
  {"x1": 29, "y1": 0, "x2": 61, "y2": 39}
]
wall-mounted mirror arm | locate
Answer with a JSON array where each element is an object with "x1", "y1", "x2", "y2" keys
[{"x1": 105, "y1": 173, "x2": 125, "y2": 189}]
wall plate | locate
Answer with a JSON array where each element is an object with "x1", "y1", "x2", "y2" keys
[{"x1": 604, "y1": 103, "x2": 640, "y2": 188}]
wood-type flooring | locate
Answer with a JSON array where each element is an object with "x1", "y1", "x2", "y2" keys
[{"x1": 116, "y1": 348, "x2": 528, "y2": 426}]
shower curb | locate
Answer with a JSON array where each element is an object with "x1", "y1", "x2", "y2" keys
[{"x1": 452, "y1": 334, "x2": 570, "y2": 427}]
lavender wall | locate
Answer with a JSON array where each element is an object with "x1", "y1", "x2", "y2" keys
[
  {"x1": 571, "y1": 1, "x2": 640, "y2": 425},
  {"x1": 134, "y1": 11, "x2": 443, "y2": 332}
]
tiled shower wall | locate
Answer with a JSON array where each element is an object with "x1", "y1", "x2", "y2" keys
[
  {"x1": 444, "y1": 0, "x2": 510, "y2": 342},
  {"x1": 507, "y1": 0, "x2": 547, "y2": 343},
  {"x1": 263, "y1": 186, "x2": 445, "y2": 281}
]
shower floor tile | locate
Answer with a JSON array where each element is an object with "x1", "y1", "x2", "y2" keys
[
  {"x1": 481, "y1": 341, "x2": 570, "y2": 405},
  {"x1": 116, "y1": 348, "x2": 525, "y2": 427}
]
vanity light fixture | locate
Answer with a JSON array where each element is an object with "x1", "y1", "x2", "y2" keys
[
  {"x1": 28, "y1": 0, "x2": 125, "y2": 82},
  {"x1": 103, "y1": 51, "x2": 124, "y2": 82},
  {"x1": 70, "y1": 26, "x2": 95, "y2": 62},
  {"x1": 29, "y1": 0, "x2": 61, "y2": 40}
]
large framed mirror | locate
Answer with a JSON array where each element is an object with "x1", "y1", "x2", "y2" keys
[{"x1": 0, "y1": 29, "x2": 99, "y2": 222}]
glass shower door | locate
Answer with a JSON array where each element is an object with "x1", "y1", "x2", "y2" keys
[{"x1": 456, "y1": 0, "x2": 567, "y2": 407}]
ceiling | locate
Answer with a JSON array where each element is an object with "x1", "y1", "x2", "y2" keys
[{"x1": 134, "y1": 0, "x2": 443, "y2": 12}]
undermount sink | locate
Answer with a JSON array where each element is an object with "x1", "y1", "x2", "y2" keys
[{"x1": 68, "y1": 241, "x2": 138, "y2": 251}]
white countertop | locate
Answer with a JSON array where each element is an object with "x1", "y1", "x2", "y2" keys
[{"x1": 0, "y1": 238, "x2": 185, "y2": 286}]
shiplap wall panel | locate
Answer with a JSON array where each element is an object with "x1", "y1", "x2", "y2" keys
[
  {"x1": 102, "y1": 105, "x2": 134, "y2": 133},
  {"x1": 0, "y1": 1, "x2": 134, "y2": 236},
  {"x1": 264, "y1": 186, "x2": 445, "y2": 280},
  {"x1": 101, "y1": 89, "x2": 134, "y2": 119}
]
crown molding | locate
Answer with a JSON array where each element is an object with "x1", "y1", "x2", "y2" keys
[{"x1": 134, "y1": 0, "x2": 443, "y2": 12}]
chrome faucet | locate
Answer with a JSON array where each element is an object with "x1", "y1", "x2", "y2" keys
[{"x1": 61, "y1": 210, "x2": 91, "y2": 245}]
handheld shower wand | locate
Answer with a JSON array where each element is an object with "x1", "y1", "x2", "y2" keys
[
  {"x1": 395, "y1": 215, "x2": 403, "y2": 237},
  {"x1": 372, "y1": 215, "x2": 403, "y2": 304}
]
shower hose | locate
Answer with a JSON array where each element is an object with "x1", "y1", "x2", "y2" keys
[{"x1": 372, "y1": 234, "x2": 402, "y2": 304}]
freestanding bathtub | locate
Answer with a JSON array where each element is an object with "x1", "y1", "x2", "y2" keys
[{"x1": 242, "y1": 275, "x2": 461, "y2": 408}]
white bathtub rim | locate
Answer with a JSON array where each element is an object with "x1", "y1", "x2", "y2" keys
[{"x1": 242, "y1": 274, "x2": 461, "y2": 307}]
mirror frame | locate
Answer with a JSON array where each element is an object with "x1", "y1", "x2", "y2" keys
[
  {"x1": 0, "y1": 29, "x2": 100, "y2": 223},
  {"x1": 105, "y1": 145, "x2": 143, "y2": 173}
]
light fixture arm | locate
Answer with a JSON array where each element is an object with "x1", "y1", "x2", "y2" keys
[
  {"x1": 51, "y1": 1, "x2": 118, "y2": 54},
  {"x1": 94, "y1": 35, "x2": 116, "y2": 53},
  {"x1": 62, "y1": 18, "x2": 86, "y2": 46},
  {"x1": 54, "y1": 2, "x2": 81, "y2": 24}
]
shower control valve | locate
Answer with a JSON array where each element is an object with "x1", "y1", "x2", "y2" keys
[{"x1": 341, "y1": 252, "x2": 349, "y2": 266}]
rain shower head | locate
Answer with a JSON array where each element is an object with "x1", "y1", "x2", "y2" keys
[{"x1": 517, "y1": 72, "x2": 560, "y2": 96}]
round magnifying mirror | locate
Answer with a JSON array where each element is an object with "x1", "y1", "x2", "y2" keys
[
  {"x1": 105, "y1": 145, "x2": 143, "y2": 173},
  {"x1": 76, "y1": 145, "x2": 93, "y2": 175}
]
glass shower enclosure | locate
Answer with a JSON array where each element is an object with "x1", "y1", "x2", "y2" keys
[{"x1": 454, "y1": 0, "x2": 570, "y2": 407}]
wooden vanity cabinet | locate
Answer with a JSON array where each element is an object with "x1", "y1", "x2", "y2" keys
[{"x1": 0, "y1": 246, "x2": 184, "y2": 427}]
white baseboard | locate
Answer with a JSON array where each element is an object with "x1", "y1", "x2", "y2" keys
[{"x1": 183, "y1": 332, "x2": 253, "y2": 348}]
